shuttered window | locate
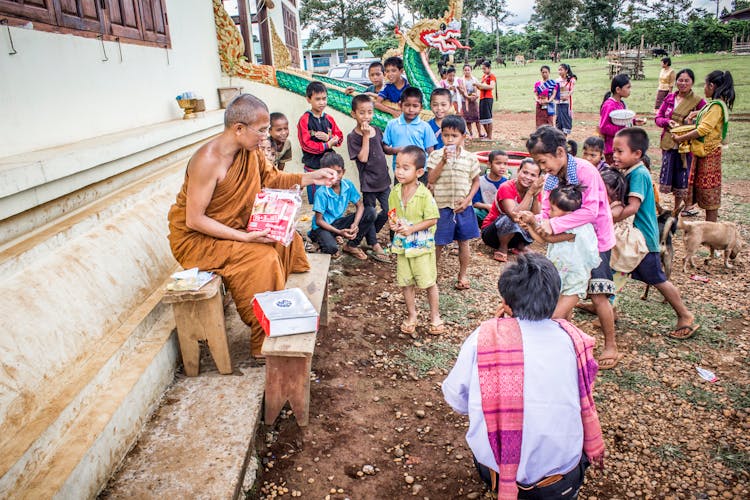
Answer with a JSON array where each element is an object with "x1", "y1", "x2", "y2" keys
[
  {"x1": 281, "y1": 3, "x2": 299, "y2": 68},
  {"x1": 0, "y1": 0, "x2": 170, "y2": 47}
]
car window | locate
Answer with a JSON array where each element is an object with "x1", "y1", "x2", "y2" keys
[
  {"x1": 348, "y1": 68, "x2": 364, "y2": 79},
  {"x1": 329, "y1": 68, "x2": 347, "y2": 78}
]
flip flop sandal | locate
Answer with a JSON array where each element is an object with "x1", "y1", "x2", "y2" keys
[
  {"x1": 597, "y1": 354, "x2": 623, "y2": 370},
  {"x1": 668, "y1": 323, "x2": 700, "y2": 340},
  {"x1": 681, "y1": 208, "x2": 699, "y2": 217},
  {"x1": 368, "y1": 251, "x2": 391, "y2": 263},
  {"x1": 252, "y1": 355, "x2": 266, "y2": 366},
  {"x1": 454, "y1": 280, "x2": 471, "y2": 290},
  {"x1": 343, "y1": 246, "x2": 368, "y2": 260},
  {"x1": 493, "y1": 251, "x2": 508, "y2": 262},
  {"x1": 400, "y1": 320, "x2": 417, "y2": 334},
  {"x1": 428, "y1": 321, "x2": 446, "y2": 335}
]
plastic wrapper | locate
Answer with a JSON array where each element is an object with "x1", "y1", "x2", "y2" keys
[{"x1": 247, "y1": 187, "x2": 302, "y2": 246}]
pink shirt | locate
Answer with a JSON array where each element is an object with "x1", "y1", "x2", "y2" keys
[
  {"x1": 542, "y1": 158, "x2": 615, "y2": 253},
  {"x1": 599, "y1": 97, "x2": 626, "y2": 154}
]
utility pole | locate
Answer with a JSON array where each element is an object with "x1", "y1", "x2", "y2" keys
[{"x1": 716, "y1": 0, "x2": 720, "y2": 19}]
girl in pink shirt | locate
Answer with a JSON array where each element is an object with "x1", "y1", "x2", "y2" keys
[
  {"x1": 599, "y1": 74, "x2": 647, "y2": 165},
  {"x1": 525, "y1": 125, "x2": 620, "y2": 369}
]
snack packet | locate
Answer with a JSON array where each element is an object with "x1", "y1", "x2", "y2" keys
[{"x1": 247, "y1": 187, "x2": 302, "y2": 246}]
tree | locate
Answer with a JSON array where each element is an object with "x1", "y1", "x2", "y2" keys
[
  {"x1": 578, "y1": 0, "x2": 619, "y2": 48},
  {"x1": 532, "y1": 0, "x2": 581, "y2": 58},
  {"x1": 731, "y1": 0, "x2": 750, "y2": 10},
  {"x1": 300, "y1": 0, "x2": 383, "y2": 58},
  {"x1": 484, "y1": 0, "x2": 510, "y2": 58}
]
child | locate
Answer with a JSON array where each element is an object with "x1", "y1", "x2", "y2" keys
[
  {"x1": 347, "y1": 94, "x2": 391, "y2": 262},
  {"x1": 582, "y1": 136, "x2": 608, "y2": 171},
  {"x1": 383, "y1": 87, "x2": 437, "y2": 180},
  {"x1": 439, "y1": 66, "x2": 461, "y2": 113},
  {"x1": 556, "y1": 63, "x2": 577, "y2": 135},
  {"x1": 534, "y1": 65, "x2": 558, "y2": 127},
  {"x1": 269, "y1": 112, "x2": 292, "y2": 170},
  {"x1": 521, "y1": 185, "x2": 601, "y2": 320},
  {"x1": 309, "y1": 152, "x2": 376, "y2": 260},
  {"x1": 298, "y1": 81, "x2": 344, "y2": 203},
  {"x1": 525, "y1": 125, "x2": 618, "y2": 368},
  {"x1": 259, "y1": 136, "x2": 276, "y2": 165},
  {"x1": 377, "y1": 56, "x2": 410, "y2": 117},
  {"x1": 599, "y1": 74, "x2": 631, "y2": 166},
  {"x1": 599, "y1": 167, "x2": 649, "y2": 308},
  {"x1": 345, "y1": 61, "x2": 385, "y2": 96},
  {"x1": 472, "y1": 150, "x2": 509, "y2": 225},
  {"x1": 388, "y1": 145, "x2": 443, "y2": 334},
  {"x1": 428, "y1": 88, "x2": 452, "y2": 150},
  {"x1": 612, "y1": 128, "x2": 697, "y2": 339},
  {"x1": 475, "y1": 60, "x2": 496, "y2": 139},
  {"x1": 427, "y1": 115, "x2": 481, "y2": 290}
]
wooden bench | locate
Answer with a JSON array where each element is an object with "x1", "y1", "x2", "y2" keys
[
  {"x1": 163, "y1": 275, "x2": 232, "y2": 376},
  {"x1": 261, "y1": 253, "x2": 331, "y2": 426}
]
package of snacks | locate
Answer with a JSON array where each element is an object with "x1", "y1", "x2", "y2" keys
[{"x1": 247, "y1": 187, "x2": 302, "y2": 246}]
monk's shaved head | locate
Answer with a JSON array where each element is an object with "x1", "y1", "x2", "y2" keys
[{"x1": 224, "y1": 93, "x2": 269, "y2": 128}]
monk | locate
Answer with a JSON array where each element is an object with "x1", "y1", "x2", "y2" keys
[{"x1": 168, "y1": 94, "x2": 337, "y2": 359}]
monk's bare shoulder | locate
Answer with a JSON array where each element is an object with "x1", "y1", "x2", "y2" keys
[{"x1": 187, "y1": 139, "x2": 232, "y2": 183}]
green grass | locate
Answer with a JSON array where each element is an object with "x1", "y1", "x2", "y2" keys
[
  {"x1": 423, "y1": 291, "x2": 478, "y2": 326},
  {"x1": 675, "y1": 382, "x2": 722, "y2": 409},
  {"x1": 652, "y1": 443, "x2": 686, "y2": 461},
  {"x1": 398, "y1": 341, "x2": 459, "y2": 375},
  {"x1": 714, "y1": 443, "x2": 750, "y2": 474},
  {"x1": 439, "y1": 54, "x2": 750, "y2": 115},
  {"x1": 726, "y1": 382, "x2": 750, "y2": 412},
  {"x1": 599, "y1": 368, "x2": 660, "y2": 392}
]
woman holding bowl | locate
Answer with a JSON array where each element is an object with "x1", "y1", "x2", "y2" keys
[{"x1": 672, "y1": 71, "x2": 735, "y2": 222}]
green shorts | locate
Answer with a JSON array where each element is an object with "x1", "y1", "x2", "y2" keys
[{"x1": 396, "y1": 252, "x2": 437, "y2": 289}]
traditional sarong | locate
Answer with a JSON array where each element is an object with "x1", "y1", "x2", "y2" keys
[
  {"x1": 168, "y1": 148, "x2": 310, "y2": 356},
  {"x1": 535, "y1": 104, "x2": 554, "y2": 127},
  {"x1": 658, "y1": 149, "x2": 692, "y2": 198},
  {"x1": 654, "y1": 89, "x2": 669, "y2": 110},
  {"x1": 556, "y1": 102, "x2": 572, "y2": 135},
  {"x1": 462, "y1": 98, "x2": 480, "y2": 124},
  {"x1": 690, "y1": 146, "x2": 722, "y2": 210}
]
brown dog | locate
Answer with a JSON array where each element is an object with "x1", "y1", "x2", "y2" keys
[{"x1": 679, "y1": 217, "x2": 745, "y2": 272}]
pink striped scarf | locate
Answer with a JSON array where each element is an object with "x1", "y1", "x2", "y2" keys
[{"x1": 477, "y1": 317, "x2": 605, "y2": 499}]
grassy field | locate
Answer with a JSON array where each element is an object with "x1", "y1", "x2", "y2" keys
[{"x1": 440, "y1": 54, "x2": 750, "y2": 115}]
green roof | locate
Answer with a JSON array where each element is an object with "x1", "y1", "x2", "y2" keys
[{"x1": 302, "y1": 37, "x2": 369, "y2": 51}]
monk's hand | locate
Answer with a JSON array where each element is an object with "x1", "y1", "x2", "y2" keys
[
  {"x1": 307, "y1": 168, "x2": 337, "y2": 187},
  {"x1": 244, "y1": 228, "x2": 275, "y2": 244}
]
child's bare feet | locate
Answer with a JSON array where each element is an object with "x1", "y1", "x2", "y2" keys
[{"x1": 597, "y1": 347, "x2": 622, "y2": 370}]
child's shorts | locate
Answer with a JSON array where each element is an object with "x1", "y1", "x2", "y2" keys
[
  {"x1": 587, "y1": 250, "x2": 615, "y2": 296},
  {"x1": 630, "y1": 252, "x2": 667, "y2": 285},
  {"x1": 435, "y1": 207, "x2": 480, "y2": 246},
  {"x1": 397, "y1": 252, "x2": 437, "y2": 289}
]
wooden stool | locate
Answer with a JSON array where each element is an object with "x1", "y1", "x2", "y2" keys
[{"x1": 163, "y1": 275, "x2": 232, "y2": 376}]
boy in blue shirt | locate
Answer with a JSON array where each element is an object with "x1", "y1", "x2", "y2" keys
[
  {"x1": 377, "y1": 56, "x2": 410, "y2": 117},
  {"x1": 428, "y1": 88, "x2": 452, "y2": 150},
  {"x1": 472, "y1": 150, "x2": 509, "y2": 225},
  {"x1": 612, "y1": 128, "x2": 697, "y2": 340},
  {"x1": 309, "y1": 152, "x2": 375, "y2": 260},
  {"x1": 383, "y1": 87, "x2": 437, "y2": 184}
]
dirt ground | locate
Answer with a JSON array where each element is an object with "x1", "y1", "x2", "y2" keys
[{"x1": 250, "y1": 112, "x2": 750, "y2": 499}]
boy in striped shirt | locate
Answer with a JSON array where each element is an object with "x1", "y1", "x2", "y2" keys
[{"x1": 426, "y1": 115, "x2": 481, "y2": 290}]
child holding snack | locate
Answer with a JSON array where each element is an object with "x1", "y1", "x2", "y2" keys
[
  {"x1": 347, "y1": 94, "x2": 392, "y2": 262},
  {"x1": 521, "y1": 185, "x2": 601, "y2": 320},
  {"x1": 427, "y1": 115, "x2": 481, "y2": 290},
  {"x1": 309, "y1": 152, "x2": 375, "y2": 260},
  {"x1": 388, "y1": 146, "x2": 443, "y2": 334}
]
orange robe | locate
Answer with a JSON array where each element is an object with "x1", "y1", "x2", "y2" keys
[{"x1": 168, "y1": 147, "x2": 310, "y2": 356}]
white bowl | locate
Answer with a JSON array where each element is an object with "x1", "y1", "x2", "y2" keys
[{"x1": 609, "y1": 109, "x2": 636, "y2": 127}]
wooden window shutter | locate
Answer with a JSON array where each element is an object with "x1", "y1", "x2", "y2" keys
[
  {"x1": 104, "y1": 0, "x2": 140, "y2": 40},
  {"x1": 55, "y1": 0, "x2": 104, "y2": 32},
  {"x1": 0, "y1": 0, "x2": 57, "y2": 24},
  {"x1": 138, "y1": 0, "x2": 168, "y2": 45},
  {"x1": 281, "y1": 4, "x2": 299, "y2": 68}
]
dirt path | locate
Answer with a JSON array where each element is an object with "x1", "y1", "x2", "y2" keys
[{"x1": 251, "y1": 113, "x2": 750, "y2": 499}]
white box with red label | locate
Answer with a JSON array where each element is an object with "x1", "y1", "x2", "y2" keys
[{"x1": 252, "y1": 288, "x2": 319, "y2": 337}]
